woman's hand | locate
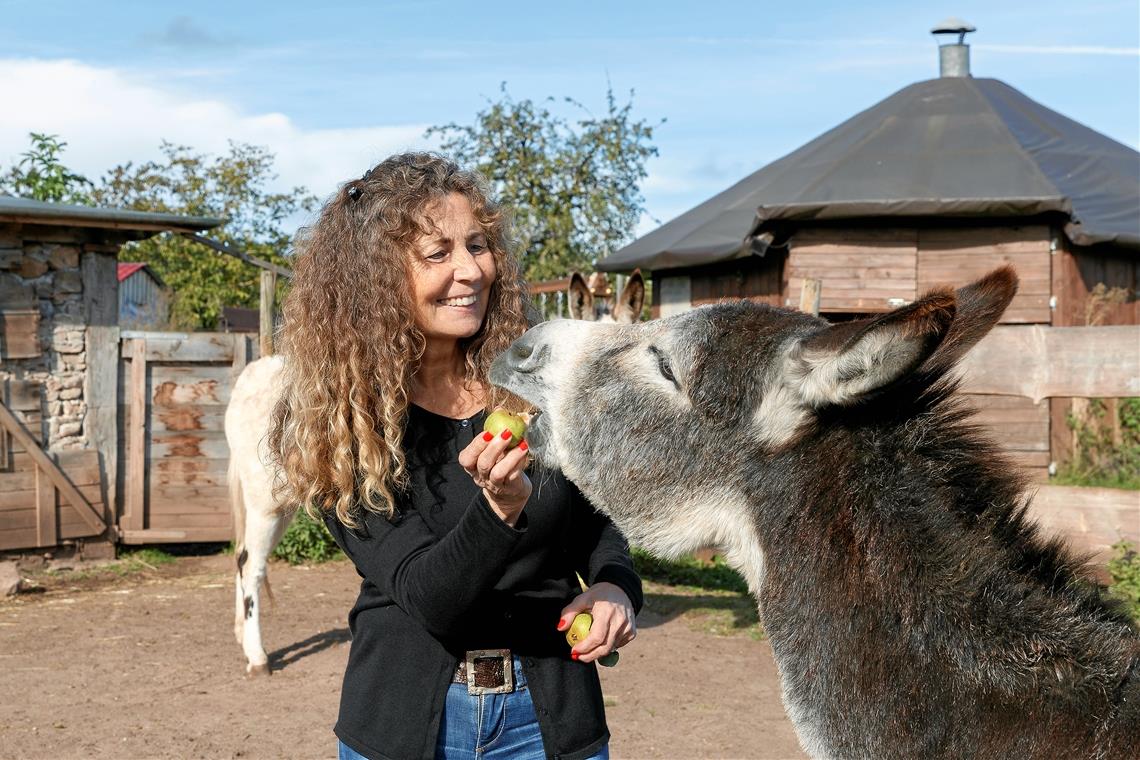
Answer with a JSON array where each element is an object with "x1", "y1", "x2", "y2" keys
[
  {"x1": 458, "y1": 429, "x2": 532, "y2": 527},
  {"x1": 557, "y1": 582, "x2": 637, "y2": 663}
]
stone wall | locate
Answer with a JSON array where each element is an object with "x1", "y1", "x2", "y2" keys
[{"x1": 0, "y1": 226, "x2": 116, "y2": 452}]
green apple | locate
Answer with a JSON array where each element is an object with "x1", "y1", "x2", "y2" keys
[
  {"x1": 483, "y1": 409, "x2": 527, "y2": 449},
  {"x1": 565, "y1": 611, "x2": 619, "y2": 667}
]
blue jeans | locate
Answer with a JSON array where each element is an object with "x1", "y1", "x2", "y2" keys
[{"x1": 338, "y1": 657, "x2": 609, "y2": 760}]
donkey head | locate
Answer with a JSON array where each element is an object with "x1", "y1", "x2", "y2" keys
[
  {"x1": 490, "y1": 268, "x2": 1017, "y2": 568},
  {"x1": 568, "y1": 269, "x2": 645, "y2": 324}
]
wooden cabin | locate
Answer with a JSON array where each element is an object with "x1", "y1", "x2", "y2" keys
[
  {"x1": 0, "y1": 197, "x2": 221, "y2": 556},
  {"x1": 118, "y1": 262, "x2": 170, "y2": 329},
  {"x1": 599, "y1": 30, "x2": 1138, "y2": 485}
]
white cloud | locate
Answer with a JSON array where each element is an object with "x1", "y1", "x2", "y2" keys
[{"x1": 0, "y1": 58, "x2": 433, "y2": 223}]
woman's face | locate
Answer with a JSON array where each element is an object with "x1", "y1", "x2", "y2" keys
[{"x1": 408, "y1": 192, "x2": 498, "y2": 348}]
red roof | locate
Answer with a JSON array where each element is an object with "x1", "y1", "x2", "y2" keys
[{"x1": 117, "y1": 262, "x2": 147, "y2": 282}]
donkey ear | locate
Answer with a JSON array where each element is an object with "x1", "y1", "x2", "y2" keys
[
  {"x1": 789, "y1": 292, "x2": 957, "y2": 407},
  {"x1": 568, "y1": 273, "x2": 592, "y2": 320},
  {"x1": 917, "y1": 266, "x2": 1018, "y2": 376},
  {"x1": 612, "y1": 269, "x2": 645, "y2": 324}
]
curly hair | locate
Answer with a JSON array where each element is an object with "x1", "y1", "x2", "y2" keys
[{"x1": 268, "y1": 152, "x2": 533, "y2": 528}]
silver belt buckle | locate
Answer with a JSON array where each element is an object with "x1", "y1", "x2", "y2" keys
[{"x1": 466, "y1": 648, "x2": 513, "y2": 695}]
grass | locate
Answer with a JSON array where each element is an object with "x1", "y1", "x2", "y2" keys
[
  {"x1": 1107, "y1": 540, "x2": 1140, "y2": 623},
  {"x1": 632, "y1": 549, "x2": 763, "y2": 639}
]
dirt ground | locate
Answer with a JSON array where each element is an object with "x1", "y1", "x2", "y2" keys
[{"x1": 0, "y1": 553, "x2": 806, "y2": 760}]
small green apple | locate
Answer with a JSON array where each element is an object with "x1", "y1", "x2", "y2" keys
[
  {"x1": 483, "y1": 409, "x2": 527, "y2": 449},
  {"x1": 565, "y1": 611, "x2": 619, "y2": 667}
]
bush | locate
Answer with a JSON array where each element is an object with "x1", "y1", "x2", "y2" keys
[
  {"x1": 1107, "y1": 539, "x2": 1140, "y2": 623},
  {"x1": 631, "y1": 548, "x2": 748, "y2": 593},
  {"x1": 1055, "y1": 398, "x2": 1140, "y2": 490},
  {"x1": 272, "y1": 510, "x2": 343, "y2": 565}
]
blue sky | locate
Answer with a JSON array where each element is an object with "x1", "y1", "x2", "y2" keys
[{"x1": 2, "y1": 0, "x2": 1137, "y2": 240}]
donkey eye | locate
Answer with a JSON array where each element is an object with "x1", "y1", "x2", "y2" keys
[{"x1": 650, "y1": 346, "x2": 679, "y2": 389}]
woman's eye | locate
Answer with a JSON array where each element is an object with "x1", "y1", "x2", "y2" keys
[
  {"x1": 468, "y1": 243, "x2": 485, "y2": 253},
  {"x1": 426, "y1": 251, "x2": 447, "y2": 262}
]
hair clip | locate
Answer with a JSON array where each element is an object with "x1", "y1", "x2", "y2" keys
[{"x1": 347, "y1": 184, "x2": 362, "y2": 202}]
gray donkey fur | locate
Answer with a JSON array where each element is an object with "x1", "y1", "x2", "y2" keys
[{"x1": 490, "y1": 268, "x2": 1139, "y2": 760}]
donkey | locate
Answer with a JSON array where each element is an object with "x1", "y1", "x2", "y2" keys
[
  {"x1": 225, "y1": 271, "x2": 646, "y2": 675},
  {"x1": 568, "y1": 269, "x2": 645, "y2": 323},
  {"x1": 488, "y1": 267, "x2": 1139, "y2": 760}
]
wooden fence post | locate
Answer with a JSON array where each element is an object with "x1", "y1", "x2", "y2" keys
[
  {"x1": 799, "y1": 278, "x2": 822, "y2": 316},
  {"x1": 260, "y1": 269, "x2": 277, "y2": 357}
]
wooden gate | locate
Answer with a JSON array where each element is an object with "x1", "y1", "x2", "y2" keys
[
  {"x1": 117, "y1": 331, "x2": 257, "y2": 544},
  {"x1": 0, "y1": 381, "x2": 108, "y2": 550}
]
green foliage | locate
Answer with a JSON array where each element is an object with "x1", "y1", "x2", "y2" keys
[
  {"x1": 427, "y1": 86, "x2": 660, "y2": 281},
  {"x1": 1054, "y1": 398, "x2": 1140, "y2": 490},
  {"x1": 118, "y1": 547, "x2": 177, "y2": 571},
  {"x1": 1107, "y1": 540, "x2": 1140, "y2": 623},
  {"x1": 90, "y1": 141, "x2": 317, "y2": 329},
  {"x1": 272, "y1": 509, "x2": 343, "y2": 565},
  {"x1": 0, "y1": 132, "x2": 93, "y2": 204},
  {"x1": 631, "y1": 548, "x2": 748, "y2": 594}
]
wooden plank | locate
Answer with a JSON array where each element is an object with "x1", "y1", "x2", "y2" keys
[
  {"x1": 149, "y1": 483, "x2": 231, "y2": 504},
  {"x1": 34, "y1": 465, "x2": 56, "y2": 546},
  {"x1": 151, "y1": 458, "x2": 230, "y2": 487},
  {"x1": 798, "y1": 278, "x2": 821, "y2": 316},
  {"x1": 918, "y1": 225, "x2": 1051, "y2": 245},
  {"x1": 260, "y1": 269, "x2": 277, "y2": 357},
  {"x1": 118, "y1": 332, "x2": 236, "y2": 363},
  {"x1": 125, "y1": 340, "x2": 147, "y2": 533},
  {"x1": 149, "y1": 404, "x2": 227, "y2": 434},
  {"x1": 148, "y1": 512, "x2": 235, "y2": 529},
  {"x1": 957, "y1": 325, "x2": 1140, "y2": 401},
  {"x1": 232, "y1": 333, "x2": 250, "y2": 379},
  {"x1": 0, "y1": 459, "x2": 102, "y2": 491},
  {"x1": 0, "y1": 309, "x2": 40, "y2": 359},
  {"x1": 6, "y1": 379, "x2": 41, "y2": 412},
  {"x1": 0, "y1": 403, "x2": 104, "y2": 532},
  {"x1": 82, "y1": 249, "x2": 119, "y2": 536},
  {"x1": 0, "y1": 484, "x2": 102, "y2": 512},
  {"x1": 1027, "y1": 485, "x2": 1140, "y2": 565},
  {"x1": 791, "y1": 228, "x2": 919, "y2": 245},
  {"x1": 119, "y1": 526, "x2": 231, "y2": 544},
  {"x1": 146, "y1": 436, "x2": 231, "y2": 460}
]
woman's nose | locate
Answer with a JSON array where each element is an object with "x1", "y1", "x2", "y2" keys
[{"x1": 452, "y1": 249, "x2": 482, "y2": 281}]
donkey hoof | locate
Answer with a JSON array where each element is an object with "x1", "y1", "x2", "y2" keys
[{"x1": 246, "y1": 663, "x2": 271, "y2": 677}]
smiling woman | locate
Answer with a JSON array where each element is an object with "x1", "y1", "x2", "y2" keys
[{"x1": 264, "y1": 152, "x2": 642, "y2": 760}]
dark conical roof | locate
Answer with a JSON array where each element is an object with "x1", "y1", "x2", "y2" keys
[{"x1": 599, "y1": 77, "x2": 1140, "y2": 272}]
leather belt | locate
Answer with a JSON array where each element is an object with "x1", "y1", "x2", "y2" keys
[{"x1": 452, "y1": 648, "x2": 514, "y2": 695}]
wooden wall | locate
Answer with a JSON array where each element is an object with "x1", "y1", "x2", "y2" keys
[{"x1": 117, "y1": 332, "x2": 256, "y2": 544}]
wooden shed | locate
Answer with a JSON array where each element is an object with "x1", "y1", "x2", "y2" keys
[
  {"x1": 0, "y1": 197, "x2": 229, "y2": 556},
  {"x1": 118, "y1": 262, "x2": 170, "y2": 329},
  {"x1": 599, "y1": 28, "x2": 1139, "y2": 486}
]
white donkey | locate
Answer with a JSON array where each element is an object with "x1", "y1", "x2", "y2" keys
[{"x1": 226, "y1": 272, "x2": 645, "y2": 675}]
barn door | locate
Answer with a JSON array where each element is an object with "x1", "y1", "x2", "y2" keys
[
  {"x1": 0, "y1": 383, "x2": 107, "y2": 551},
  {"x1": 117, "y1": 331, "x2": 256, "y2": 544}
]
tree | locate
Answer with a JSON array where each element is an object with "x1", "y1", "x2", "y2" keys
[
  {"x1": 90, "y1": 141, "x2": 317, "y2": 329},
  {"x1": 427, "y1": 86, "x2": 660, "y2": 281},
  {"x1": 0, "y1": 132, "x2": 93, "y2": 204}
]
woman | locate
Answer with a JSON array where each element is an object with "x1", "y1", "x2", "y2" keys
[{"x1": 269, "y1": 152, "x2": 642, "y2": 760}]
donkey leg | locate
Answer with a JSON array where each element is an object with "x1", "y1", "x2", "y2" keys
[{"x1": 237, "y1": 505, "x2": 291, "y2": 676}]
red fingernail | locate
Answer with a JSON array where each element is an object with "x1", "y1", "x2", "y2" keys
[
  {"x1": 519, "y1": 441, "x2": 528, "y2": 452},
  {"x1": 571, "y1": 651, "x2": 580, "y2": 661},
  {"x1": 556, "y1": 619, "x2": 567, "y2": 631},
  {"x1": 482, "y1": 432, "x2": 494, "y2": 442},
  {"x1": 501, "y1": 429, "x2": 512, "y2": 440}
]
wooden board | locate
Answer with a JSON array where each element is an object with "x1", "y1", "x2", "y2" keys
[
  {"x1": 1027, "y1": 485, "x2": 1140, "y2": 565},
  {"x1": 0, "y1": 309, "x2": 41, "y2": 360},
  {"x1": 788, "y1": 232, "x2": 916, "y2": 313},
  {"x1": 120, "y1": 332, "x2": 237, "y2": 363},
  {"x1": 958, "y1": 325, "x2": 1140, "y2": 402}
]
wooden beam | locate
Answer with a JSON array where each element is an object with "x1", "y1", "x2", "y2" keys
[
  {"x1": 125, "y1": 339, "x2": 148, "y2": 533},
  {"x1": 182, "y1": 233, "x2": 293, "y2": 279},
  {"x1": 259, "y1": 269, "x2": 277, "y2": 357},
  {"x1": 35, "y1": 466, "x2": 56, "y2": 547},
  {"x1": 798, "y1": 278, "x2": 821, "y2": 316},
  {"x1": 119, "y1": 331, "x2": 235, "y2": 363},
  {"x1": 82, "y1": 250, "x2": 119, "y2": 536},
  {"x1": 1028, "y1": 485, "x2": 1140, "y2": 565},
  {"x1": 232, "y1": 333, "x2": 250, "y2": 379},
  {"x1": 958, "y1": 325, "x2": 1140, "y2": 402},
  {"x1": 0, "y1": 402, "x2": 104, "y2": 532}
]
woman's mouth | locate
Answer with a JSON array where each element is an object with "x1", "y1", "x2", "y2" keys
[{"x1": 438, "y1": 294, "x2": 477, "y2": 307}]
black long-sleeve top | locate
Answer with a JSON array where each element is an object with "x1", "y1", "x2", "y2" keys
[{"x1": 324, "y1": 404, "x2": 644, "y2": 760}]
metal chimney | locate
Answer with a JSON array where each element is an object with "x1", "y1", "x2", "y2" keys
[{"x1": 931, "y1": 17, "x2": 975, "y2": 77}]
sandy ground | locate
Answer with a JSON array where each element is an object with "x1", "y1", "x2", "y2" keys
[{"x1": 0, "y1": 553, "x2": 806, "y2": 760}]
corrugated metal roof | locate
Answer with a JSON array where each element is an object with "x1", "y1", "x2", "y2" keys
[
  {"x1": 600, "y1": 77, "x2": 1140, "y2": 272},
  {"x1": 117, "y1": 261, "x2": 166, "y2": 288},
  {"x1": 0, "y1": 196, "x2": 223, "y2": 234}
]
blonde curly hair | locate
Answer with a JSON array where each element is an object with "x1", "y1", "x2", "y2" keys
[{"x1": 268, "y1": 152, "x2": 532, "y2": 528}]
